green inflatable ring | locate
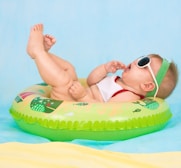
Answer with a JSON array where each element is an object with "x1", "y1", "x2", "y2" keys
[{"x1": 9, "y1": 80, "x2": 172, "y2": 141}]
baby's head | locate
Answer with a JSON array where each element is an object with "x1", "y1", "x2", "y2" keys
[{"x1": 145, "y1": 54, "x2": 178, "y2": 98}]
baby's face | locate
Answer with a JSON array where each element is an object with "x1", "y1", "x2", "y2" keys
[{"x1": 121, "y1": 56, "x2": 161, "y2": 87}]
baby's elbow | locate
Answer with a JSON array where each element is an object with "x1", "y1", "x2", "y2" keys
[{"x1": 87, "y1": 78, "x2": 93, "y2": 86}]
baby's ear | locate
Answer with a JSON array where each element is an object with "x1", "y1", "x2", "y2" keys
[{"x1": 140, "y1": 82, "x2": 155, "y2": 92}]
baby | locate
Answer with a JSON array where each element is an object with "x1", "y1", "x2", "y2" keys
[{"x1": 27, "y1": 24, "x2": 178, "y2": 102}]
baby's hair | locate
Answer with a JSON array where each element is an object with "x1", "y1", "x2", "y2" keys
[{"x1": 149, "y1": 54, "x2": 178, "y2": 98}]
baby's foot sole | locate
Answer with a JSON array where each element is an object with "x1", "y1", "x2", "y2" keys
[{"x1": 27, "y1": 24, "x2": 45, "y2": 58}]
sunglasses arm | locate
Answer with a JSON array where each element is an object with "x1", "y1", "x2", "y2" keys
[{"x1": 147, "y1": 65, "x2": 159, "y2": 98}]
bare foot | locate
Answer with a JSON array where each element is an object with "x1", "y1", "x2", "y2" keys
[
  {"x1": 43, "y1": 34, "x2": 56, "y2": 51},
  {"x1": 26, "y1": 24, "x2": 45, "y2": 59}
]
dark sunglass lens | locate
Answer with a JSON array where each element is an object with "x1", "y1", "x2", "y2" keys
[{"x1": 138, "y1": 57, "x2": 150, "y2": 67}]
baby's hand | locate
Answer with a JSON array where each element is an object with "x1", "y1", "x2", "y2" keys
[
  {"x1": 69, "y1": 81, "x2": 86, "y2": 100},
  {"x1": 105, "y1": 61, "x2": 126, "y2": 73}
]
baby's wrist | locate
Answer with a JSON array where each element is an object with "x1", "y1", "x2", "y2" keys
[
  {"x1": 103, "y1": 64, "x2": 108, "y2": 73},
  {"x1": 78, "y1": 91, "x2": 87, "y2": 100}
]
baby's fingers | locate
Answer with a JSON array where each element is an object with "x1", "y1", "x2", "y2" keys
[{"x1": 114, "y1": 61, "x2": 126, "y2": 70}]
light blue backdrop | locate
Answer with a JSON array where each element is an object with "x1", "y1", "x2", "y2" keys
[{"x1": 0, "y1": 0, "x2": 180, "y2": 152}]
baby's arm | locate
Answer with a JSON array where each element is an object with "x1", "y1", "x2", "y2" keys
[
  {"x1": 69, "y1": 81, "x2": 87, "y2": 100},
  {"x1": 87, "y1": 61, "x2": 126, "y2": 86}
]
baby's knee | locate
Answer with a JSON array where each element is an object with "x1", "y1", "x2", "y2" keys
[{"x1": 67, "y1": 67, "x2": 78, "y2": 80}]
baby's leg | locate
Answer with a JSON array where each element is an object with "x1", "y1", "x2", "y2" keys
[
  {"x1": 48, "y1": 53, "x2": 78, "y2": 81},
  {"x1": 44, "y1": 34, "x2": 56, "y2": 52},
  {"x1": 27, "y1": 24, "x2": 77, "y2": 100},
  {"x1": 43, "y1": 34, "x2": 78, "y2": 81}
]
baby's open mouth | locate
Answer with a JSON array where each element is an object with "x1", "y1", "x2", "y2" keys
[
  {"x1": 126, "y1": 64, "x2": 131, "y2": 70},
  {"x1": 124, "y1": 64, "x2": 131, "y2": 72}
]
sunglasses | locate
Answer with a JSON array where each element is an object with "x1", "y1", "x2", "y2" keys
[{"x1": 137, "y1": 56, "x2": 170, "y2": 98}]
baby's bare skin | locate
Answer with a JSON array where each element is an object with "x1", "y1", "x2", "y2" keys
[
  {"x1": 26, "y1": 24, "x2": 104, "y2": 102},
  {"x1": 27, "y1": 24, "x2": 149, "y2": 102},
  {"x1": 43, "y1": 34, "x2": 56, "y2": 51},
  {"x1": 27, "y1": 24, "x2": 76, "y2": 100}
]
